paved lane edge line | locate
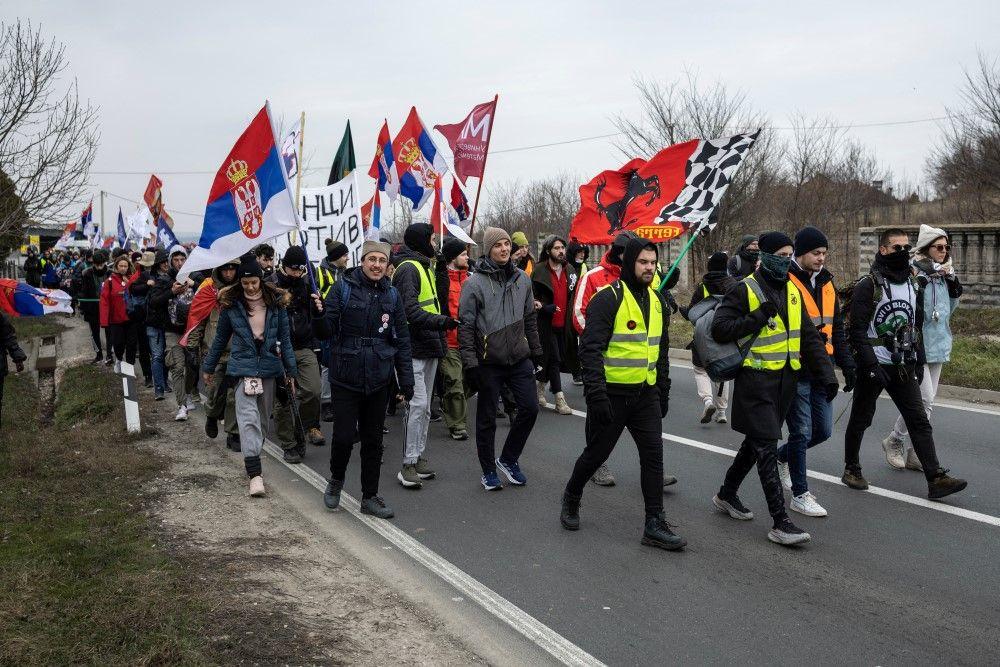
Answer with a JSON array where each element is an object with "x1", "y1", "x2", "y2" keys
[
  {"x1": 260, "y1": 440, "x2": 606, "y2": 667},
  {"x1": 557, "y1": 407, "x2": 1000, "y2": 529}
]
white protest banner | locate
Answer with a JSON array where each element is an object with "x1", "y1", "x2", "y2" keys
[{"x1": 271, "y1": 171, "x2": 364, "y2": 268}]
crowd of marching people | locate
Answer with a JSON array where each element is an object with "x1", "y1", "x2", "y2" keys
[{"x1": 8, "y1": 220, "x2": 969, "y2": 550}]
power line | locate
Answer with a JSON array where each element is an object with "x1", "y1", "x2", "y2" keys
[{"x1": 102, "y1": 190, "x2": 204, "y2": 218}]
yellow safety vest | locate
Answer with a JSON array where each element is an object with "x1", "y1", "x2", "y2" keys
[
  {"x1": 396, "y1": 259, "x2": 440, "y2": 314},
  {"x1": 316, "y1": 266, "x2": 335, "y2": 298},
  {"x1": 743, "y1": 276, "x2": 802, "y2": 371},
  {"x1": 602, "y1": 281, "x2": 663, "y2": 385}
]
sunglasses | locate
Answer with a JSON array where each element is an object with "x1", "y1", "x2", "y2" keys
[
  {"x1": 883, "y1": 243, "x2": 912, "y2": 253},
  {"x1": 929, "y1": 244, "x2": 951, "y2": 252}
]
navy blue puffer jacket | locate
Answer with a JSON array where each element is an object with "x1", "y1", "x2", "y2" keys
[{"x1": 202, "y1": 289, "x2": 298, "y2": 379}]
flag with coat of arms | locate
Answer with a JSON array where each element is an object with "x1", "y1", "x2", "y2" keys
[{"x1": 392, "y1": 107, "x2": 448, "y2": 212}]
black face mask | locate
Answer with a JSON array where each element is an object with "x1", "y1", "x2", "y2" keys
[
  {"x1": 759, "y1": 252, "x2": 791, "y2": 282},
  {"x1": 883, "y1": 249, "x2": 910, "y2": 271}
]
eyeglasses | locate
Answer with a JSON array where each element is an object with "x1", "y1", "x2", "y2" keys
[
  {"x1": 882, "y1": 243, "x2": 912, "y2": 253},
  {"x1": 929, "y1": 244, "x2": 951, "y2": 252}
]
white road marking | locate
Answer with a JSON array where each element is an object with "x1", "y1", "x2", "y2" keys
[
  {"x1": 261, "y1": 441, "x2": 605, "y2": 667},
  {"x1": 559, "y1": 406, "x2": 1000, "y2": 529}
]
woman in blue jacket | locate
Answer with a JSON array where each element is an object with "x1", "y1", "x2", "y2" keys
[{"x1": 202, "y1": 255, "x2": 298, "y2": 497}]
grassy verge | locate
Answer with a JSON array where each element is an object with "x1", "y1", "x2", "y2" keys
[{"x1": 10, "y1": 313, "x2": 68, "y2": 340}]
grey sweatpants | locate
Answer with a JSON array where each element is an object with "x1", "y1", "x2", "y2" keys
[
  {"x1": 234, "y1": 376, "x2": 275, "y2": 460},
  {"x1": 404, "y1": 357, "x2": 438, "y2": 465}
]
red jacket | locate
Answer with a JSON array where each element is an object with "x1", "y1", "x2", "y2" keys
[
  {"x1": 99, "y1": 271, "x2": 138, "y2": 327},
  {"x1": 446, "y1": 268, "x2": 467, "y2": 349},
  {"x1": 571, "y1": 250, "x2": 621, "y2": 335}
]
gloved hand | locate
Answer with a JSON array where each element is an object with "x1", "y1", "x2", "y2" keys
[
  {"x1": 842, "y1": 368, "x2": 857, "y2": 393},
  {"x1": 587, "y1": 397, "x2": 614, "y2": 424},
  {"x1": 760, "y1": 301, "x2": 779, "y2": 318},
  {"x1": 533, "y1": 355, "x2": 545, "y2": 374},
  {"x1": 400, "y1": 384, "x2": 415, "y2": 402},
  {"x1": 444, "y1": 317, "x2": 460, "y2": 330},
  {"x1": 540, "y1": 303, "x2": 557, "y2": 316},
  {"x1": 825, "y1": 382, "x2": 839, "y2": 403},
  {"x1": 463, "y1": 367, "x2": 480, "y2": 395},
  {"x1": 866, "y1": 364, "x2": 891, "y2": 388},
  {"x1": 915, "y1": 363, "x2": 925, "y2": 385},
  {"x1": 15, "y1": 360, "x2": 24, "y2": 373},
  {"x1": 658, "y1": 379, "x2": 671, "y2": 418}
]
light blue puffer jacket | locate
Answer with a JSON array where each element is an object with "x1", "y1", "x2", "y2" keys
[{"x1": 915, "y1": 258, "x2": 961, "y2": 364}]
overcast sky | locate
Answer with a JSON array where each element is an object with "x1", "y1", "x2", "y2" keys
[{"x1": 8, "y1": 0, "x2": 998, "y2": 237}]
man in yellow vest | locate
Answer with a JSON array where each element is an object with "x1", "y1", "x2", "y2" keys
[
  {"x1": 560, "y1": 235, "x2": 685, "y2": 551},
  {"x1": 710, "y1": 231, "x2": 837, "y2": 546}
]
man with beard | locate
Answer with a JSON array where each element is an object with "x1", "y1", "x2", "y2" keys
[
  {"x1": 710, "y1": 232, "x2": 837, "y2": 546},
  {"x1": 685, "y1": 251, "x2": 736, "y2": 425},
  {"x1": 560, "y1": 235, "x2": 683, "y2": 551},
  {"x1": 531, "y1": 235, "x2": 577, "y2": 415},
  {"x1": 253, "y1": 244, "x2": 277, "y2": 283},
  {"x1": 842, "y1": 228, "x2": 967, "y2": 499},
  {"x1": 728, "y1": 234, "x2": 759, "y2": 280}
]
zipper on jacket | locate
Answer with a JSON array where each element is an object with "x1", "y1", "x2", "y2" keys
[{"x1": 482, "y1": 333, "x2": 489, "y2": 360}]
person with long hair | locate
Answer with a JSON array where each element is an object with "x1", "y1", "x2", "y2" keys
[{"x1": 100, "y1": 254, "x2": 140, "y2": 370}]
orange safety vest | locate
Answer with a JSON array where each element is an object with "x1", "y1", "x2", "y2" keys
[{"x1": 788, "y1": 274, "x2": 835, "y2": 355}]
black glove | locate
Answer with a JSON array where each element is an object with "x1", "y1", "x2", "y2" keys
[
  {"x1": 587, "y1": 397, "x2": 614, "y2": 424},
  {"x1": 915, "y1": 363, "x2": 925, "y2": 384},
  {"x1": 400, "y1": 385, "x2": 415, "y2": 402},
  {"x1": 532, "y1": 355, "x2": 545, "y2": 373},
  {"x1": 463, "y1": 367, "x2": 480, "y2": 395},
  {"x1": 658, "y1": 380, "x2": 671, "y2": 418},
  {"x1": 866, "y1": 364, "x2": 891, "y2": 388},
  {"x1": 540, "y1": 303, "x2": 557, "y2": 316},
  {"x1": 825, "y1": 382, "x2": 839, "y2": 403},
  {"x1": 444, "y1": 317, "x2": 460, "y2": 330},
  {"x1": 760, "y1": 301, "x2": 779, "y2": 318},
  {"x1": 842, "y1": 368, "x2": 857, "y2": 393}
]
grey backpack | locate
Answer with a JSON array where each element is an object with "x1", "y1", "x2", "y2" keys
[{"x1": 688, "y1": 279, "x2": 768, "y2": 382}]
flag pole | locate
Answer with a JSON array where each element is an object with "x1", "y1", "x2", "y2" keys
[
  {"x1": 292, "y1": 111, "x2": 306, "y2": 245},
  {"x1": 468, "y1": 93, "x2": 498, "y2": 238},
  {"x1": 656, "y1": 228, "x2": 700, "y2": 293}
]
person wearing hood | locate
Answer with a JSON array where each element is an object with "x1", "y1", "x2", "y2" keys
[
  {"x1": 843, "y1": 228, "x2": 967, "y2": 500},
  {"x1": 272, "y1": 245, "x2": 326, "y2": 463},
  {"x1": 151, "y1": 245, "x2": 199, "y2": 421},
  {"x1": 710, "y1": 231, "x2": 837, "y2": 546},
  {"x1": 728, "y1": 234, "x2": 759, "y2": 279},
  {"x1": 435, "y1": 237, "x2": 472, "y2": 440},
  {"x1": 137, "y1": 249, "x2": 174, "y2": 400},
  {"x1": 79, "y1": 249, "x2": 111, "y2": 363},
  {"x1": 531, "y1": 234, "x2": 578, "y2": 416},
  {"x1": 775, "y1": 227, "x2": 857, "y2": 518},
  {"x1": 392, "y1": 222, "x2": 459, "y2": 489},
  {"x1": 880, "y1": 224, "x2": 963, "y2": 471},
  {"x1": 511, "y1": 231, "x2": 534, "y2": 275},
  {"x1": 686, "y1": 251, "x2": 737, "y2": 425},
  {"x1": 23, "y1": 246, "x2": 43, "y2": 287},
  {"x1": 459, "y1": 226, "x2": 543, "y2": 490},
  {"x1": 567, "y1": 239, "x2": 590, "y2": 276},
  {"x1": 560, "y1": 235, "x2": 684, "y2": 551}
]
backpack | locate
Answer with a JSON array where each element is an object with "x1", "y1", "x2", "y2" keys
[
  {"x1": 124, "y1": 277, "x2": 148, "y2": 322},
  {"x1": 169, "y1": 286, "x2": 195, "y2": 328},
  {"x1": 689, "y1": 279, "x2": 768, "y2": 382}
]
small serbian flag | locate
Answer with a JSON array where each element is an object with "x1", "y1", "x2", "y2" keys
[
  {"x1": 392, "y1": 107, "x2": 448, "y2": 212},
  {"x1": 178, "y1": 103, "x2": 298, "y2": 282},
  {"x1": 0, "y1": 279, "x2": 74, "y2": 317}
]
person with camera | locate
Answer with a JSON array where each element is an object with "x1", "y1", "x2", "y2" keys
[{"x1": 842, "y1": 228, "x2": 967, "y2": 499}]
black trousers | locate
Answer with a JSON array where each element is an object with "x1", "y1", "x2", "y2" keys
[
  {"x1": 85, "y1": 316, "x2": 102, "y2": 354},
  {"x1": 0, "y1": 372, "x2": 5, "y2": 425},
  {"x1": 475, "y1": 359, "x2": 539, "y2": 475},
  {"x1": 330, "y1": 385, "x2": 388, "y2": 498},
  {"x1": 107, "y1": 322, "x2": 137, "y2": 365},
  {"x1": 721, "y1": 436, "x2": 787, "y2": 523},
  {"x1": 845, "y1": 364, "x2": 940, "y2": 480},
  {"x1": 544, "y1": 327, "x2": 566, "y2": 393},
  {"x1": 566, "y1": 386, "x2": 664, "y2": 517},
  {"x1": 137, "y1": 324, "x2": 152, "y2": 379}
]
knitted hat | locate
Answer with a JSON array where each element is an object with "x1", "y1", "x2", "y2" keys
[
  {"x1": 153, "y1": 249, "x2": 170, "y2": 266},
  {"x1": 325, "y1": 239, "x2": 349, "y2": 261},
  {"x1": 483, "y1": 227, "x2": 512, "y2": 252},
  {"x1": 793, "y1": 226, "x2": 829, "y2": 256},
  {"x1": 916, "y1": 224, "x2": 947, "y2": 253},
  {"x1": 238, "y1": 253, "x2": 263, "y2": 279},
  {"x1": 707, "y1": 251, "x2": 729, "y2": 272},
  {"x1": 511, "y1": 230, "x2": 529, "y2": 248},
  {"x1": 360, "y1": 240, "x2": 391, "y2": 260},
  {"x1": 442, "y1": 237, "x2": 467, "y2": 263},
  {"x1": 168, "y1": 244, "x2": 187, "y2": 258},
  {"x1": 758, "y1": 231, "x2": 794, "y2": 255},
  {"x1": 282, "y1": 245, "x2": 309, "y2": 269}
]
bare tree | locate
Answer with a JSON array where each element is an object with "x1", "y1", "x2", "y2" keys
[
  {"x1": 480, "y1": 173, "x2": 581, "y2": 250},
  {"x1": 0, "y1": 19, "x2": 99, "y2": 241}
]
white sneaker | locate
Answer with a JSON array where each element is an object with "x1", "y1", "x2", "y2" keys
[
  {"x1": 174, "y1": 405, "x2": 189, "y2": 422},
  {"x1": 778, "y1": 460, "x2": 792, "y2": 491},
  {"x1": 714, "y1": 409, "x2": 728, "y2": 424},
  {"x1": 700, "y1": 403, "x2": 716, "y2": 424},
  {"x1": 536, "y1": 381, "x2": 547, "y2": 407},
  {"x1": 184, "y1": 396, "x2": 196, "y2": 411},
  {"x1": 881, "y1": 434, "x2": 906, "y2": 469},
  {"x1": 554, "y1": 391, "x2": 572, "y2": 415},
  {"x1": 248, "y1": 475, "x2": 266, "y2": 497},
  {"x1": 790, "y1": 491, "x2": 827, "y2": 517}
]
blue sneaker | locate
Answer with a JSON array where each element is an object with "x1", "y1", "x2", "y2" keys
[
  {"x1": 481, "y1": 471, "x2": 503, "y2": 491},
  {"x1": 496, "y1": 458, "x2": 526, "y2": 486}
]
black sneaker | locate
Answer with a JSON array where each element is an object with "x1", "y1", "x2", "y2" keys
[
  {"x1": 91, "y1": 351, "x2": 103, "y2": 364},
  {"x1": 283, "y1": 448, "x2": 302, "y2": 464},
  {"x1": 430, "y1": 410, "x2": 443, "y2": 423},
  {"x1": 712, "y1": 493, "x2": 754, "y2": 520},
  {"x1": 768, "y1": 518, "x2": 811, "y2": 545},
  {"x1": 144, "y1": 378, "x2": 153, "y2": 389},
  {"x1": 928, "y1": 469, "x2": 968, "y2": 500},
  {"x1": 642, "y1": 513, "x2": 687, "y2": 551},
  {"x1": 324, "y1": 479, "x2": 344, "y2": 510},
  {"x1": 204, "y1": 416, "x2": 219, "y2": 439},
  {"x1": 841, "y1": 466, "x2": 869, "y2": 490},
  {"x1": 226, "y1": 432, "x2": 241, "y2": 452},
  {"x1": 560, "y1": 492, "x2": 581, "y2": 531},
  {"x1": 360, "y1": 495, "x2": 394, "y2": 519},
  {"x1": 321, "y1": 403, "x2": 334, "y2": 422},
  {"x1": 104, "y1": 356, "x2": 114, "y2": 366}
]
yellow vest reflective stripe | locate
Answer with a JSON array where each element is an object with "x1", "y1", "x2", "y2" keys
[
  {"x1": 316, "y1": 266, "x2": 335, "y2": 298},
  {"x1": 743, "y1": 277, "x2": 802, "y2": 371},
  {"x1": 397, "y1": 259, "x2": 440, "y2": 314},
  {"x1": 602, "y1": 281, "x2": 663, "y2": 385}
]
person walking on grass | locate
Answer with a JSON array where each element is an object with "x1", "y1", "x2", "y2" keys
[
  {"x1": 201, "y1": 255, "x2": 298, "y2": 498},
  {"x1": 531, "y1": 235, "x2": 578, "y2": 416}
]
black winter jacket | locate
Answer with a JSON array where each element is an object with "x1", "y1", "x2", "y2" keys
[
  {"x1": 391, "y1": 247, "x2": 450, "y2": 359},
  {"x1": 0, "y1": 311, "x2": 27, "y2": 376},
  {"x1": 77, "y1": 266, "x2": 108, "y2": 321},
  {"x1": 531, "y1": 261, "x2": 580, "y2": 372},
  {"x1": 275, "y1": 269, "x2": 321, "y2": 350},
  {"x1": 145, "y1": 269, "x2": 176, "y2": 332}
]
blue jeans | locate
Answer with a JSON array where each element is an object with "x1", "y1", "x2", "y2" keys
[
  {"x1": 146, "y1": 326, "x2": 167, "y2": 394},
  {"x1": 777, "y1": 379, "x2": 832, "y2": 496}
]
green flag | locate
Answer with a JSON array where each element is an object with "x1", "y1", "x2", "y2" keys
[{"x1": 327, "y1": 120, "x2": 356, "y2": 185}]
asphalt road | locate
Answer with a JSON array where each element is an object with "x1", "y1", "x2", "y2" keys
[{"x1": 300, "y1": 364, "x2": 1000, "y2": 665}]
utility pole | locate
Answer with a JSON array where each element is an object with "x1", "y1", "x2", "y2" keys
[{"x1": 100, "y1": 190, "x2": 106, "y2": 237}]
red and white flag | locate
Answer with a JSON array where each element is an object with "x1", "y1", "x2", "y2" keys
[{"x1": 434, "y1": 97, "x2": 497, "y2": 185}]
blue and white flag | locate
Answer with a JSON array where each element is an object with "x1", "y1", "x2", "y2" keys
[
  {"x1": 116, "y1": 208, "x2": 128, "y2": 248},
  {"x1": 156, "y1": 216, "x2": 180, "y2": 249}
]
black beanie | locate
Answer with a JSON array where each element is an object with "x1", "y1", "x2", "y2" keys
[
  {"x1": 238, "y1": 253, "x2": 263, "y2": 279},
  {"x1": 794, "y1": 226, "x2": 829, "y2": 257},
  {"x1": 707, "y1": 251, "x2": 729, "y2": 272},
  {"x1": 758, "y1": 231, "x2": 794, "y2": 255},
  {"x1": 283, "y1": 245, "x2": 309, "y2": 268},
  {"x1": 442, "y1": 237, "x2": 467, "y2": 263},
  {"x1": 325, "y1": 239, "x2": 348, "y2": 261}
]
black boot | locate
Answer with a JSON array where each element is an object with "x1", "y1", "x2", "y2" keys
[
  {"x1": 282, "y1": 448, "x2": 302, "y2": 464},
  {"x1": 560, "y1": 492, "x2": 581, "y2": 531},
  {"x1": 92, "y1": 350, "x2": 103, "y2": 364},
  {"x1": 226, "y1": 432, "x2": 241, "y2": 452},
  {"x1": 321, "y1": 403, "x2": 334, "y2": 422},
  {"x1": 204, "y1": 416, "x2": 219, "y2": 439},
  {"x1": 324, "y1": 478, "x2": 344, "y2": 510},
  {"x1": 928, "y1": 469, "x2": 967, "y2": 499},
  {"x1": 641, "y1": 513, "x2": 686, "y2": 551}
]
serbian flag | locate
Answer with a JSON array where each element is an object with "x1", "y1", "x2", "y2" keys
[
  {"x1": 102, "y1": 235, "x2": 115, "y2": 249},
  {"x1": 434, "y1": 97, "x2": 496, "y2": 185},
  {"x1": 450, "y1": 178, "x2": 470, "y2": 221},
  {"x1": 80, "y1": 201, "x2": 93, "y2": 231},
  {"x1": 53, "y1": 222, "x2": 75, "y2": 250},
  {"x1": 569, "y1": 131, "x2": 760, "y2": 244},
  {"x1": 392, "y1": 107, "x2": 448, "y2": 212},
  {"x1": 0, "y1": 279, "x2": 73, "y2": 317},
  {"x1": 362, "y1": 193, "x2": 380, "y2": 241},
  {"x1": 178, "y1": 104, "x2": 298, "y2": 282},
  {"x1": 368, "y1": 120, "x2": 399, "y2": 202}
]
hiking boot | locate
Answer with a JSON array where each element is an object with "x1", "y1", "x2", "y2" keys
[
  {"x1": 790, "y1": 491, "x2": 827, "y2": 517},
  {"x1": 360, "y1": 495, "x2": 394, "y2": 519},
  {"x1": 415, "y1": 457, "x2": 436, "y2": 480},
  {"x1": 905, "y1": 447, "x2": 923, "y2": 472},
  {"x1": 204, "y1": 416, "x2": 219, "y2": 439},
  {"x1": 554, "y1": 392, "x2": 572, "y2": 415},
  {"x1": 321, "y1": 403, "x2": 334, "y2": 422},
  {"x1": 700, "y1": 403, "x2": 716, "y2": 424},
  {"x1": 714, "y1": 410, "x2": 728, "y2": 424},
  {"x1": 662, "y1": 474, "x2": 678, "y2": 487},
  {"x1": 308, "y1": 427, "x2": 325, "y2": 447},
  {"x1": 481, "y1": 471, "x2": 503, "y2": 491},
  {"x1": 450, "y1": 429, "x2": 468, "y2": 441},
  {"x1": 778, "y1": 460, "x2": 792, "y2": 491},
  {"x1": 283, "y1": 448, "x2": 302, "y2": 464},
  {"x1": 928, "y1": 470, "x2": 968, "y2": 500},
  {"x1": 174, "y1": 405, "x2": 189, "y2": 422},
  {"x1": 642, "y1": 513, "x2": 687, "y2": 551},
  {"x1": 768, "y1": 518, "x2": 811, "y2": 545},
  {"x1": 841, "y1": 466, "x2": 869, "y2": 490},
  {"x1": 712, "y1": 493, "x2": 754, "y2": 520},
  {"x1": 536, "y1": 381, "x2": 547, "y2": 407},
  {"x1": 226, "y1": 432, "x2": 241, "y2": 452},
  {"x1": 496, "y1": 458, "x2": 526, "y2": 486},
  {"x1": 397, "y1": 464, "x2": 423, "y2": 489},
  {"x1": 881, "y1": 434, "x2": 906, "y2": 469},
  {"x1": 590, "y1": 463, "x2": 616, "y2": 487},
  {"x1": 323, "y1": 479, "x2": 344, "y2": 509},
  {"x1": 248, "y1": 476, "x2": 266, "y2": 497},
  {"x1": 560, "y1": 492, "x2": 581, "y2": 531}
]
